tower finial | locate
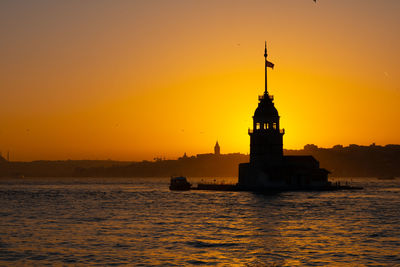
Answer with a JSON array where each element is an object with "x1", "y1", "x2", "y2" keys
[{"x1": 264, "y1": 41, "x2": 267, "y2": 58}]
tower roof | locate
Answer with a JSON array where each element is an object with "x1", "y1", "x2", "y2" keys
[{"x1": 254, "y1": 94, "x2": 279, "y2": 119}]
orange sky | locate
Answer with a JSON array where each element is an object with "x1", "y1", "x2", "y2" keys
[{"x1": 1, "y1": 0, "x2": 400, "y2": 161}]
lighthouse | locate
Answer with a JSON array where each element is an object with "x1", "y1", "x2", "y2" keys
[
  {"x1": 249, "y1": 42, "x2": 284, "y2": 167},
  {"x1": 238, "y1": 43, "x2": 330, "y2": 190}
]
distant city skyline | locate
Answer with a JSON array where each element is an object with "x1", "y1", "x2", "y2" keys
[{"x1": 1, "y1": 0, "x2": 400, "y2": 161}]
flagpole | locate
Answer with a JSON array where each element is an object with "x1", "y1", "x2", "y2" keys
[{"x1": 264, "y1": 41, "x2": 268, "y2": 95}]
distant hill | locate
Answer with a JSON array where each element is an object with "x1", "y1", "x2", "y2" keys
[
  {"x1": 0, "y1": 144, "x2": 399, "y2": 177},
  {"x1": 75, "y1": 153, "x2": 249, "y2": 178},
  {"x1": 0, "y1": 160, "x2": 131, "y2": 178},
  {"x1": 284, "y1": 144, "x2": 400, "y2": 177}
]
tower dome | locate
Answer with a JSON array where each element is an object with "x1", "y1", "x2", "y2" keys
[{"x1": 254, "y1": 94, "x2": 279, "y2": 119}]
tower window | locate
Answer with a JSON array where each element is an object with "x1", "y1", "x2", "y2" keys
[
  {"x1": 263, "y1": 123, "x2": 267, "y2": 130},
  {"x1": 256, "y1": 123, "x2": 260, "y2": 130},
  {"x1": 273, "y1": 123, "x2": 277, "y2": 130}
]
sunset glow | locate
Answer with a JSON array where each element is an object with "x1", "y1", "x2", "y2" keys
[{"x1": 1, "y1": 0, "x2": 399, "y2": 161}]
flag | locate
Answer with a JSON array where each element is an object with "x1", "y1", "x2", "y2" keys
[{"x1": 266, "y1": 60, "x2": 274, "y2": 69}]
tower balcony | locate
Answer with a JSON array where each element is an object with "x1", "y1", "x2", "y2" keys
[
  {"x1": 248, "y1": 128, "x2": 285, "y2": 134},
  {"x1": 259, "y1": 94, "x2": 274, "y2": 101}
]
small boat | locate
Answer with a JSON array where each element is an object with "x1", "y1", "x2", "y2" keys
[{"x1": 169, "y1": 176, "x2": 191, "y2": 191}]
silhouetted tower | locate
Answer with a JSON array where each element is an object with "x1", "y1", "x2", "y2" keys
[
  {"x1": 249, "y1": 42, "x2": 284, "y2": 166},
  {"x1": 214, "y1": 141, "x2": 220, "y2": 155}
]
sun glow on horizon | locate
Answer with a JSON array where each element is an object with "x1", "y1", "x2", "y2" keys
[{"x1": 1, "y1": 0, "x2": 400, "y2": 161}]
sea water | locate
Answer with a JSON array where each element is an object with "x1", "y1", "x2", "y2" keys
[{"x1": 0, "y1": 177, "x2": 399, "y2": 266}]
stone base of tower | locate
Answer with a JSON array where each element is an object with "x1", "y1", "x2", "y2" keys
[{"x1": 238, "y1": 156, "x2": 331, "y2": 190}]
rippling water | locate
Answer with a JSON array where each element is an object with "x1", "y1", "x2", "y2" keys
[{"x1": 0, "y1": 177, "x2": 399, "y2": 266}]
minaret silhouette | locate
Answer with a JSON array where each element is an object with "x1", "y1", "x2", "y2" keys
[
  {"x1": 249, "y1": 43, "x2": 284, "y2": 166},
  {"x1": 214, "y1": 141, "x2": 220, "y2": 155}
]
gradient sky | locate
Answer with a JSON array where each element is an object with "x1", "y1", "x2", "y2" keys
[{"x1": 1, "y1": 0, "x2": 399, "y2": 161}]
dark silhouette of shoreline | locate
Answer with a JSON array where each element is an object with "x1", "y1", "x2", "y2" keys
[
  {"x1": 285, "y1": 144, "x2": 400, "y2": 178},
  {"x1": 0, "y1": 143, "x2": 399, "y2": 178}
]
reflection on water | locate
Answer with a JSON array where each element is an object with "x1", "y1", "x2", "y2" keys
[{"x1": 0, "y1": 177, "x2": 399, "y2": 266}]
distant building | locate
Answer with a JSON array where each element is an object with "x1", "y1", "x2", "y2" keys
[
  {"x1": 238, "y1": 43, "x2": 330, "y2": 189},
  {"x1": 196, "y1": 142, "x2": 222, "y2": 159},
  {"x1": 178, "y1": 152, "x2": 194, "y2": 160},
  {"x1": 214, "y1": 141, "x2": 220, "y2": 155}
]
